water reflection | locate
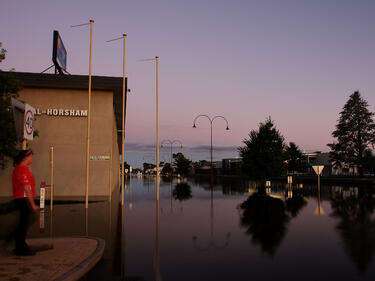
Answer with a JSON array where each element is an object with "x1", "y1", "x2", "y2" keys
[
  {"x1": 154, "y1": 179, "x2": 162, "y2": 281},
  {"x1": 239, "y1": 185, "x2": 307, "y2": 257},
  {"x1": 314, "y1": 183, "x2": 325, "y2": 215},
  {"x1": 330, "y1": 187, "x2": 375, "y2": 273},
  {"x1": 192, "y1": 190, "x2": 231, "y2": 251},
  {"x1": 112, "y1": 201, "x2": 124, "y2": 278},
  {"x1": 285, "y1": 189, "x2": 307, "y2": 218},
  {"x1": 22, "y1": 177, "x2": 375, "y2": 280},
  {"x1": 173, "y1": 183, "x2": 192, "y2": 201}
]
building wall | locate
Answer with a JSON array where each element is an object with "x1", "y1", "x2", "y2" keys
[{"x1": 0, "y1": 87, "x2": 120, "y2": 198}]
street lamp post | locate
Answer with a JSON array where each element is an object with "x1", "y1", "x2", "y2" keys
[
  {"x1": 193, "y1": 115, "x2": 229, "y2": 183},
  {"x1": 161, "y1": 139, "x2": 183, "y2": 165},
  {"x1": 71, "y1": 19, "x2": 94, "y2": 209}
]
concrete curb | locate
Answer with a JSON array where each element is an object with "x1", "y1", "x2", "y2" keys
[
  {"x1": 0, "y1": 236, "x2": 105, "y2": 281},
  {"x1": 55, "y1": 236, "x2": 105, "y2": 281}
]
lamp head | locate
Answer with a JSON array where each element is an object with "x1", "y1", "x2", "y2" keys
[
  {"x1": 193, "y1": 124, "x2": 196, "y2": 128},
  {"x1": 226, "y1": 126, "x2": 230, "y2": 130}
]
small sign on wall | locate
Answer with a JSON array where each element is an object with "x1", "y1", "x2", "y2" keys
[
  {"x1": 90, "y1": 155, "x2": 110, "y2": 161},
  {"x1": 24, "y1": 104, "x2": 35, "y2": 141}
]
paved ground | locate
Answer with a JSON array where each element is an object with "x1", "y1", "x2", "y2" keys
[{"x1": 0, "y1": 237, "x2": 105, "y2": 281}]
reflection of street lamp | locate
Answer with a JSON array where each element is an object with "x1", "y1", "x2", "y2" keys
[
  {"x1": 192, "y1": 198, "x2": 231, "y2": 251},
  {"x1": 139, "y1": 56, "x2": 160, "y2": 200},
  {"x1": 161, "y1": 139, "x2": 183, "y2": 165},
  {"x1": 71, "y1": 19, "x2": 94, "y2": 209},
  {"x1": 193, "y1": 115, "x2": 229, "y2": 182},
  {"x1": 107, "y1": 33, "x2": 127, "y2": 206}
]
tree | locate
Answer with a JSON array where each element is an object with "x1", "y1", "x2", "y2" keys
[
  {"x1": 173, "y1": 152, "x2": 192, "y2": 177},
  {"x1": 0, "y1": 42, "x2": 6, "y2": 63},
  {"x1": 363, "y1": 150, "x2": 375, "y2": 175},
  {"x1": 143, "y1": 162, "x2": 156, "y2": 173},
  {"x1": 327, "y1": 91, "x2": 375, "y2": 176},
  {"x1": 120, "y1": 161, "x2": 130, "y2": 172},
  {"x1": 0, "y1": 42, "x2": 23, "y2": 169},
  {"x1": 239, "y1": 117, "x2": 285, "y2": 179},
  {"x1": 161, "y1": 162, "x2": 173, "y2": 176},
  {"x1": 284, "y1": 142, "x2": 305, "y2": 174}
]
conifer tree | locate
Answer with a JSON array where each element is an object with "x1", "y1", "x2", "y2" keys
[
  {"x1": 239, "y1": 117, "x2": 285, "y2": 179},
  {"x1": 327, "y1": 91, "x2": 375, "y2": 176}
]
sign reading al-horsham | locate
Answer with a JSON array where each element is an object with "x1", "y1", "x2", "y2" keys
[{"x1": 35, "y1": 108, "x2": 88, "y2": 117}]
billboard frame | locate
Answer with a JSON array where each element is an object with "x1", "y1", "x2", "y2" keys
[{"x1": 52, "y1": 30, "x2": 67, "y2": 74}]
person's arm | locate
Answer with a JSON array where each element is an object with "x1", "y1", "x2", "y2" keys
[{"x1": 24, "y1": 184, "x2": 39, "y2": 212}]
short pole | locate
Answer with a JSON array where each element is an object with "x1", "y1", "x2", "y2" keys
[{"x1": 50, "y1": 147, "x2": 54, "y2": 211}]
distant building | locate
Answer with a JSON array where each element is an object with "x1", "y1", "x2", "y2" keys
[
  {"x1": 222, "y1": 158, "x2": 242, "y2": 175},
  {"x1": 303, "y1": 151, "x2": 359, "y2": 176}
]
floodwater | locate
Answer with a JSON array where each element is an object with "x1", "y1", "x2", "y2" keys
[{"x1": 29, "y1": 176, "x2": 375, "y2": 281}]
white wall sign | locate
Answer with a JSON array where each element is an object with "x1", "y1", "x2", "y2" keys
[
  {"x1": 24, "y1": 104, "x2": 35, "y2": 140},
  {"x1": 90, "y1": 155, "x2": 110, "y2": 161},
  {"x1": 35, "y1": 108, "x2": 88, "y2": 117}
]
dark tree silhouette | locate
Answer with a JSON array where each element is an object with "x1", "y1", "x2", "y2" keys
[
  {"x1": 0, "y1": 42, "x2": 23, "y2": 169},
  {"x1": 330, "y1": 189, "x2": 375, "y2": 273},
  {"x1": 173, "y1": 183, "x2": 192, "y2": 201},
  {"x1": 239, "y1": 117, "x2": 285, "y2": 179},
  {"x1": 284, "y1": 142, "x2": 306, "y2": 174},
  {"x1": 238, "y1": 189, "x2": 289, "y2": 257},
  {"x1": 327, "y1": 91, "x2": 375, "y2": 176}
]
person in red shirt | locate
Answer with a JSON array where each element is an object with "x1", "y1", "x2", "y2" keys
[{"x1": 9, "y1": 149, "x2": 39, "y2": 256}]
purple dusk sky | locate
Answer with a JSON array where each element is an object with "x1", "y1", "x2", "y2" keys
[{"x1": 1, "y1": 0, "x2": 374, "y2": 167}]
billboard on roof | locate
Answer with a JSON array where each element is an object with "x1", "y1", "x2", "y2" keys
[{"x1": 52, "y1": 30, "x2": 67, "y2": 73}]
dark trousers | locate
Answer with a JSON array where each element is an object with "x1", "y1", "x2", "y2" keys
[{"x1": 12, "y1": 198, "x2": 36, "y2": 250}]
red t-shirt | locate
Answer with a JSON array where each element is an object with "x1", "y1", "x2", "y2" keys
[{"x1": 12, "y1": 165, "x2": 36, "y2": 199}]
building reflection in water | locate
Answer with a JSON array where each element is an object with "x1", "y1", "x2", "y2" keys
[
  {"x1": 192, "y1": 183, "x2": 231, "y2": 251},
  {"x1": 330, "y1": 186, "x2": 375, "y2": 273},
  {"x1": 238, "y1": 184, "x2": 306, "y2": 257}
]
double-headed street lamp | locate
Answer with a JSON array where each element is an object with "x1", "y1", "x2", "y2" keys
[
  {"x1": 193, "y1": 115, "x2": 229, "y2": 181},
  {"x1": 161, "y1": 139, "x2": 183, "y2": 165}
]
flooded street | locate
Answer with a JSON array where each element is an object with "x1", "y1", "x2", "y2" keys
[{"x1": 28, "y1": 177, "x2": 375, "y2": 281}]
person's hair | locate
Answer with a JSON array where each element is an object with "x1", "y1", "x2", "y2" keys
[{"x1": 13, "y1": 149, "x2": 33, "y2": 166}]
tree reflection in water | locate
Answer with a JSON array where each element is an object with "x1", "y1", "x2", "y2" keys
[
  {"x1": 238, "y1": 186, "x2": 306, "y2": 257},
  {"x1": 330, "y1": 187, "x2": 375, "y2": 273},
  {"x1": 173, "y1": 183, "x2": 192, "y2": 201},
  {"x1": 285, "y1": 189, "x2": 307, "y2": 218}
]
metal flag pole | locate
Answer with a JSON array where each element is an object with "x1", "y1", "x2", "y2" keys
[
  {"x1": 138, "y1": 56, "x2": 160, "y2": 201},
  {"x1": 71, "y1": 19, "x2": 94, "y2": 209},
  {"x1": 155, "y1": 56, "x2": 159, "y2": 201},
  {"x1": 107, "y1": 34, "x2": 127, "y2": 206}
]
